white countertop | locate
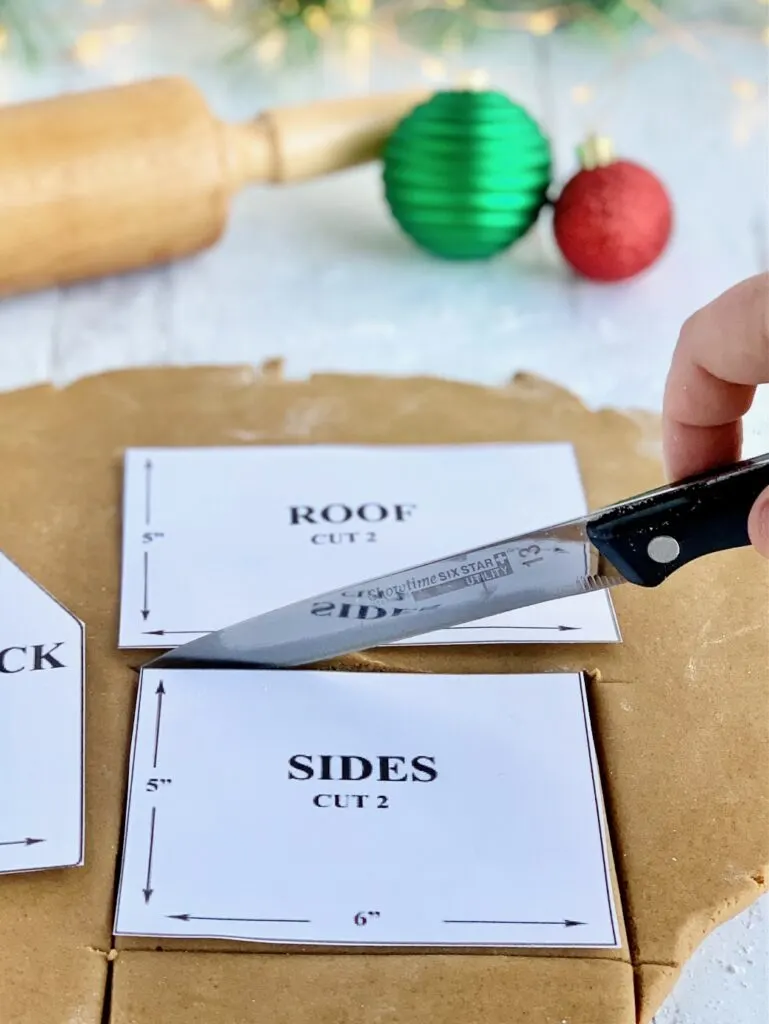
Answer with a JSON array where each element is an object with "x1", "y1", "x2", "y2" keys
[{"x1": 0, "y1": 4, "x2": 766, "y2": 1021}]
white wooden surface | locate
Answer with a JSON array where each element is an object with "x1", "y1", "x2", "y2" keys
[{"x1": 0, "y1": 4, "x2": 767, "y2": 1021}]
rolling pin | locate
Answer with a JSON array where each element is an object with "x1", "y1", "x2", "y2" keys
[{"x1": 0, "y1": 76, "x2": 429, "y2": 297}]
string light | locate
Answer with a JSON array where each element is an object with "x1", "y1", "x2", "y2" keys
[
  {"x1": 342, "y1": 22, "x2": 373, "y2": 87},
  {"x1": 0, "y1": 0, "x2": 762, "y2": 130},
  {"x1": 72, "y1": 23, "x2": 138, "y2": 66},
  {"x1": 420, "y1": 57, "x2": 447, "y2": 81},
  {"x1": 473, "y1": 5, "x2": 565, "y2": 32},
  {"x1": 304, "y1": 5, "x2": 332, "y2": 35},
  {"x1": 731, "y1": 77, "x2": 765, "y2": 146},
  {"x1": 732, "y1": 77, "x2": 760, "y2": 101},
  {"x1": 345, "y1": 23, "x2": 372, "y2": 53},
  {"x1": 570, "y1": 84, "x2": 594, "y2": 105},
  {"x1": 525, "y1": 10, "x2": 560, "y2": 36},
  {"x1": 456, "y1": 68, "x2": 490, "y2": 90},
  {"x1": 255, "y1": 27, "x2": 286, "y2": 65},
  {"x1": 72, "y1": 31, "x2": 105, "y2": 64}
]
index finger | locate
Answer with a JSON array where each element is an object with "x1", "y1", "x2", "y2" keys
[{"x1": 662, "y1": 272, "x2": 769, "y2": 480}]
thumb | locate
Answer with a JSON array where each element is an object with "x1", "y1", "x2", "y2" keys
[{"x1": 748, "y1": 485, "x2": 769, "y2": 557}]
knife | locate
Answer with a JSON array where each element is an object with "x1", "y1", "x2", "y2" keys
[{"x1": 150, "y1": 450, "x2": 769, "y2": 670}]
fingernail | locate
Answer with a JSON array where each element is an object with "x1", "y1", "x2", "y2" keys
[
  {"x1": 760, "y1": 498, "x2": 769, "y2": 536},
  {"x1": 755, "y1": 497, "x2": 769, "y2": 554}
]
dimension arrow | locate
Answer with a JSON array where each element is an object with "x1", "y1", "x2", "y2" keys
[
  {"x1": 152, "y1": 681, "x2": 165, "y2": 769},
  {"x1": 451, "y1": 625, "x2": 580, "y2": 632},
  {"x1": 142, "y1": 630, "x2": 210, "y2": 637},
  {"x1": 443, "y1": 918, "x2": 585, "y2": 927},
  {"x1": 142, "y1": 626, "x2": 579, "y2": 637},
  {"x1": 168, "y1": 914, "x2": 311, "y2": 923},
  {"x1": 143, "y1": 807, "x2": 156, "y2": 903},
  {"x1": 0, "y1": 838, "x2": 45, "y2": 848},
  {"x1": 141, "y1": 551, "x2": 150, "y2": 621},
  {"x1": 144, "y1": 458, "x2": 153, "y2": 526}
]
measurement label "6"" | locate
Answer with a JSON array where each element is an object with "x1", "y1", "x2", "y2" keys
[{"x1": 354, "y1": 910, "x2": 381, "y2": 926}]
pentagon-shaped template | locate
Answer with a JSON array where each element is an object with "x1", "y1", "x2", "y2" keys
[{"x1": 0, "y1": 552, "x2": 84, "y2": 874}]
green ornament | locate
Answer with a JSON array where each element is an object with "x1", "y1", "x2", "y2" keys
[{"x1": 382, "y1": 89, "x2": 553, "y2": 260}]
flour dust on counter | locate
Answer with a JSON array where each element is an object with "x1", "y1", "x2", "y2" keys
[
  {"x1": 114, "y1": 668, "x2": 620, "y2": 948},
  {"x1": 0, "y1": 552, "x2": 84, "y2": 874},
  {"x1": 117, "y1": 444, "x2": 620, "y2": 649}
]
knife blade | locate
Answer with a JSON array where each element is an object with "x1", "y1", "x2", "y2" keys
[{"x1": 149, "y1": 450, "x2": 769, "y2": 670}]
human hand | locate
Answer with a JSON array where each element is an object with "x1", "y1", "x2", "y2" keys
[{"x1": 663, "y1": 272, "x2": 769, "y2": 557}]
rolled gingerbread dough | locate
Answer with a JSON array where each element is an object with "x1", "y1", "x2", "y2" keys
[{"x1": 0, "y1": 364, "x2": 765, "y2": 1024}]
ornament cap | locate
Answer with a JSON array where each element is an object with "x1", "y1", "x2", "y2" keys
[{"x1": 577, "y1": 134, "x2": 615, "y2": 170}]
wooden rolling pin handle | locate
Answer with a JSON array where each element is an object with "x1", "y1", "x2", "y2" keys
[
  {"x1": 0, "y1": 77, "x2": 428, "y2": 298},
  {"x1": 222, "y1": 88, "x2": 429, "y2": 188}
]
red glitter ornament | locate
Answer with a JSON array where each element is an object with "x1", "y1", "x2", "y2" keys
[{"x1": 552, "y1": 136, "x2": 673, "y2": 282}]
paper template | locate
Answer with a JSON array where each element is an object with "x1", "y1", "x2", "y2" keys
[
  {"x1": 118, "y1": 444, "x2": 620, "y2": 648},
  {"x1": 0, "y1": 552, "x2": 84, "y2": 874},
  {"x1": 114, "y1": 669, "x2": 620, "y2": 948}
]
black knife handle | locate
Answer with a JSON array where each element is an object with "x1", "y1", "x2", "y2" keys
[{"x1": 585, "y1": 451, "x2": 769, "y2": 587}]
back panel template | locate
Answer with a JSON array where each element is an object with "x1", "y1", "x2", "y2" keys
[{"x1": 0, "y1": 552, "x2": 84, "y2": 874}]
